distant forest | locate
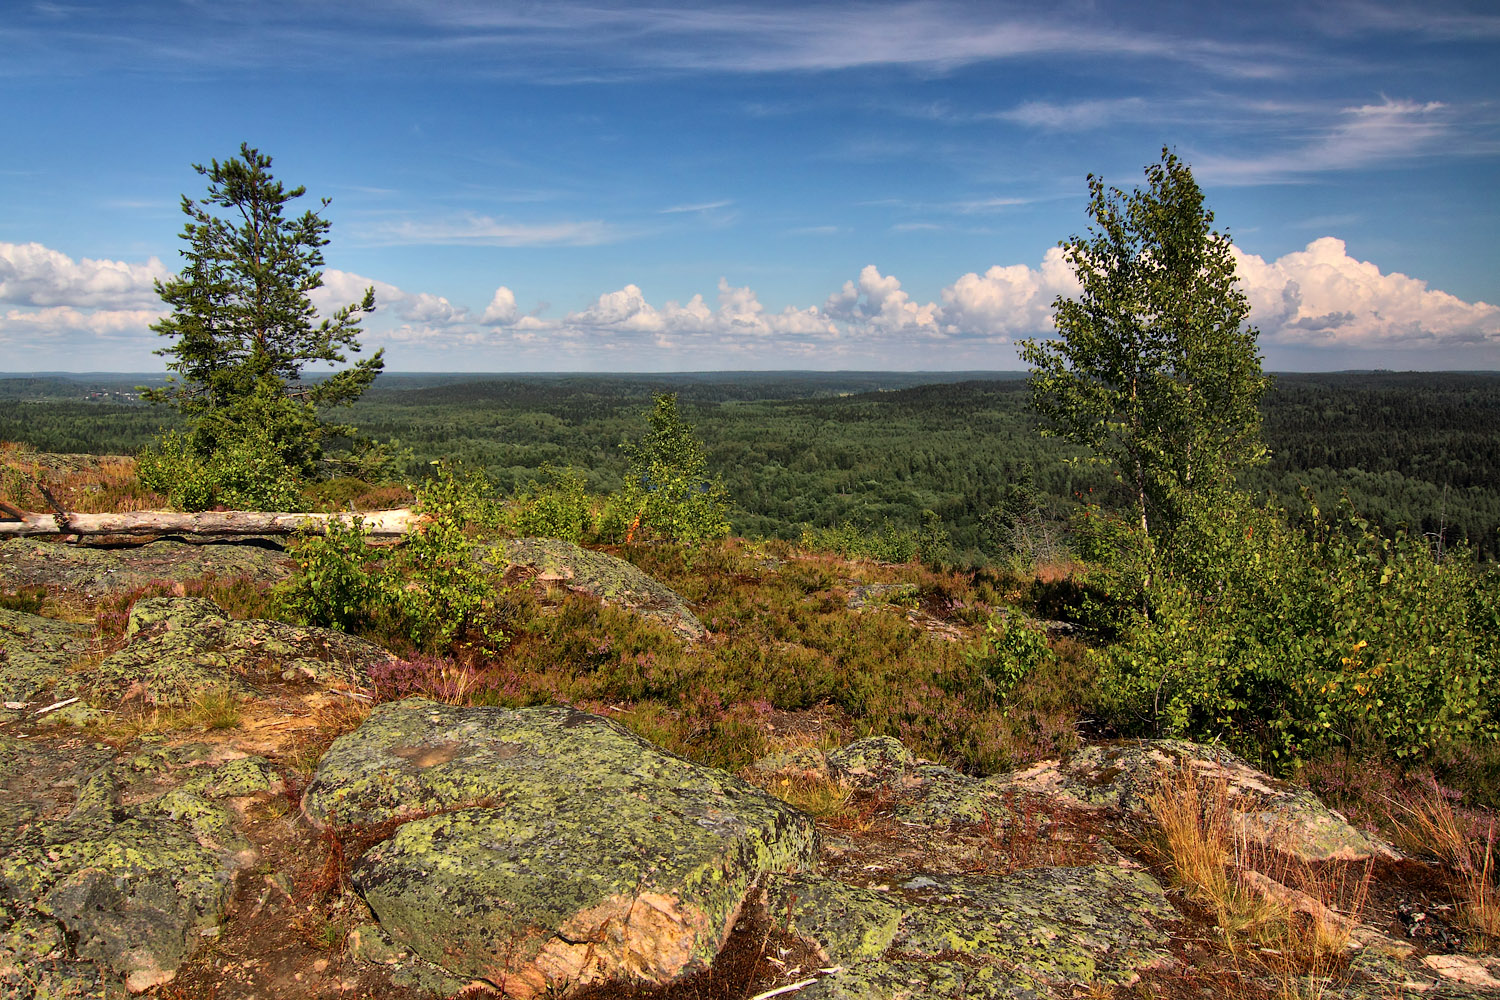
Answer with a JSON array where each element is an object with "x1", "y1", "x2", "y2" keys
[{"x1": 2, "y1": 370, "x2": 1496, "y2": 561}]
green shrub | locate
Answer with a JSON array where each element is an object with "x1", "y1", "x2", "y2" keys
[
  {"x1": 800, "y1": 519, "x2": 919, "y2": 563},
  {"x1": 279, "y1": 516, "x2": 379, "y2": 633},
  {"x1": 511, "y1": 466, "x2": 596, "y2": 542},
  {"x1": 967, "y1": 613, "x2": 1055, "y2": 700},
  {"x1": 1094, "y1": 490, "x2": 1500, "y2": 767},
  {"x1": 137, "y1": 429, "x2": 305, "y2": 512},
  {"x1": 618, "y1": 394, "x2": 731, "y2": 543},
  {"x1": 278, "y1": 463, "x2": 509, "y2": 656}
]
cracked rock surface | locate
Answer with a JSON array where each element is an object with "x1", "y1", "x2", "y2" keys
[{"x1": 304, "y1": 699, "x2": 817, "y2": 998}]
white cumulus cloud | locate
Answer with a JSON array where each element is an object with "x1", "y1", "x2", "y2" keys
[
  {"x1": 3, "y1": 237, "x2": 1496, "y2": 371},
  {"x1": 1232, "y1": 237, "x2": 1500, "y2": 349},
  {"x1": 481, "y1": 286, "x2": 519, "y2": 325},
  {"x1": 0, "y1": 241, "x2": 167, "y2": 309},
  {"x1": 315, "y1": 269, "x2": 469, "y2": 331},
  {"x1": 824, "y1": 265, "x2": 941, "y2": 336},
  {"x1": 561, "y1": 278, "x2": 838, "y2": 347},
  {"x1": 1, "y1": 305, "x2": 163, "y2": 337},
  {"x1": 939, "y1": 246, "x2": 1079, "y2": 339}
]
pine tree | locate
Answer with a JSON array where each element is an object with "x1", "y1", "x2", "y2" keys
[{"x1": 145, "y1": 143, "x2": 383, "y2": 479}]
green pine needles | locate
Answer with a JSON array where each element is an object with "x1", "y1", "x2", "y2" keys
[{"x1": 141, "y1": 143, "x2": 385, "y2": 510}]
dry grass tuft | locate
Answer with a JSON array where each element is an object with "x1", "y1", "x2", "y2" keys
[
  {"x1": 1390, "y1": 781, "x2": 1500, "y2": 946},
  {"x1": 1144, "y1": 763, "x2": 1370, "y2": 998},
  {"x1": 85, "y1": 687, "x2": 247, "y2": 742},
  {"x1": 1145, "y1": 764, "x2": 1265, "y2": 934},
  {"x1": 760, "y1": 770, "x2": 855, "y2": 820}
]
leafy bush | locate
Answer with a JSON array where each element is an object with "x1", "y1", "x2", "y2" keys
[
  {"x1": 278, "y1": 463, "x2": 508, "y2": 655},
  {"x1": 137, "y1": 429, "x2": 306, "y2": 512},
  {"x1": 510, "y1": 465, "x2": 596, "y2": 542},
  {"x1": 967, "y1": 613, "x2": 1055, "y2": 699},
  {"x1": 618, "y1": 394, "x2": 731, "y2": 543},
  {"x1": 1094, "y1": 489, "x2": 1500, "y2": 766},
  {"x1": 800, "y1": 519, "x2": 919, "y2": 563}
]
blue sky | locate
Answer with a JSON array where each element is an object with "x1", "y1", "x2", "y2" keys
[{"x1": 2, "y1": 0, "x2": 1497, "y2": 372}]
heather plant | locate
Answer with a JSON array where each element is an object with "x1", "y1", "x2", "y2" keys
[{"x1": 474, "y1": 548, "x2": 1005, "y2": 773}]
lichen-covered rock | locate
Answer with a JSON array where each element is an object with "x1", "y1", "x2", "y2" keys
[
  {"x1": 0, "y1": 749, "x2": 255, "y2": 995},
  {"x1": 764, "y1": 873, "x2": 906, "y2": 965},
  {"x1": 892, "y1": 763, "x2": 994, "y2": 825},
  {"x1": 0, "y1": 607, "x2": 92, "y2": 704},
  {"x1": 801, "y1": 959, "x2": 1049, "y2": 1000},
  {"x1": 0, "y1": 537, "x2": 294, "y2": 599},
  {"x1": 845, "y1": 582, "x2": 920, "y2": 610},
  {"x1": 988, "y1": 739, "x2": 1396, "y2": 862},
  {"x1": 495, "y1": 537, "x2": 705, "y2": 640},
  {"x1": 0, "y1": 906, "x2": 124, "y2": 1000},
  {"x1": 749, "y1": 745, "x2": 833, "y2": 781},
  {"x1": 767, "y1": 866, "x2": 1175, "y2": 1000},
  {"x1": 304, "y1": 699, "x2": 817, "y2": 997},
  {"x1": 94, "y1": 597, "x2": 395, "y2": 704},
  {"x1": 896, "y1": 867, "x2": 1174, "y2": 984},
  {"x1": 826, "y1": 736, "x2": 917, "y2": 790},
  {"x1": 184, "y1": 755, "x2": 279, "y2": 799}
]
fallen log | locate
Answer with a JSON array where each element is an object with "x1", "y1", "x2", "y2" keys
[{"x1": 0, "y1": 507, "x2": 424, "y2": 538}]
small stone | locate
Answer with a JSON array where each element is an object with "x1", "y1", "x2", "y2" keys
[{"x1": 347, "y1": 923, "x2": 408, "y2": 965}]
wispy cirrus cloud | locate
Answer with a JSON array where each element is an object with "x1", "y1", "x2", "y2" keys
[
  {"x1": 1195, "y1": 97, "x2": 1456, "y2": 184},
  {"x1": 358, "y1": 214, "x2": 625, "y2": 247},
  {"x1": 1306, "y1": 0, "x2": 1500, "y2": 40},
  {"x1": 659, "y1": 200, "x2": 734, "y2": 214},
  {"x1": 992, "y1": 96, "x2": 1155, "y2": 130},
  {"x1": 8, "y1": 1, "x2": 1304, "y2": 82}
]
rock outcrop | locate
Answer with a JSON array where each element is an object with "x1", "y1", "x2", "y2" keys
[
  {"x1": 782, "y1": 737, "x2": 1393, "y2": 863},
  {"x1": 0, "y1": 608, "x2": 92, "y2": 705},
  {"x1": 494, "y1": 538, "x2": 705, "y2": 640},
  {"x1": 0, "y1": 537, "x2": 294, "y2": 599},
  {"x1": 304, "y1": 699, "x2": 816, "y2": 997},
  {"x1": 0, "y1": 737, "x2": 272, "y2": 995},
  {"x1": 778, "y1": 866, "x2": 1175, "y2": 999},
  {"x1": 988, "y1": 739, "x2": 1397, "y2": 862},
  {"x1": 94, "y1": 597, "x2": 397, "y2": 704}
]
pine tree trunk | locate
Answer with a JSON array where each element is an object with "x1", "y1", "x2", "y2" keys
[{"x1": 0, "y1": 507, "x2": 422, "y2": 538}]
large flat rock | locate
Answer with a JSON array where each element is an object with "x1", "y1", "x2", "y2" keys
[
  {"x1": 0, "y1": 608, "x2": 92, "y2": 705},
  {"x1": 786, "y1": 866, "x2": 1175, "y2": 1000},
  {"x1": 0, "y1": 538, "x2": 294, "y2": 599},
  {"x1": 94, "y1": 597, "x2": 395, "y2": 704},
  {"x1": 304, "y1": 699, "x2": 817, "y2": 997},
  {"x1": 0, "y1": 736, "x2": 269, "y2": 995}
]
